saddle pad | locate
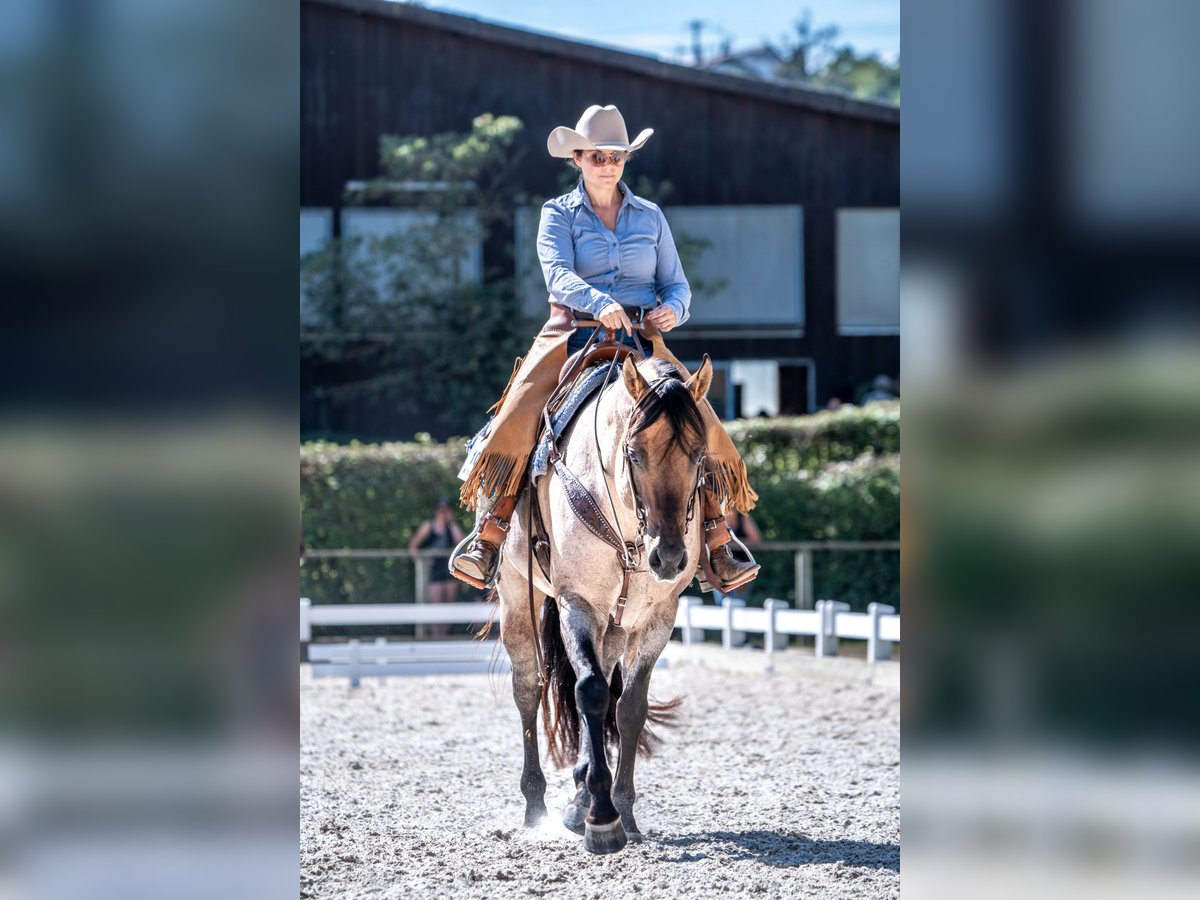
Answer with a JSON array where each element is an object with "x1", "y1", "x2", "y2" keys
[
  {"x1": 456, "y1": 362, "x2": 614, "y2": 485},
  {"x1": 457, "y1": 416, "x2": 492, "y2": 482},
  {"x1": 530, "y1": 363, "x2": 614, "y2": 481}
]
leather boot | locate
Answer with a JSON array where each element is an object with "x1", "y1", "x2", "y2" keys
[
  {"x1": 698, "y1": 495, "x2": 760, "y2": 592},
  {"x1": 449, "y1": 495, "x2": 517, "y2": 588}
]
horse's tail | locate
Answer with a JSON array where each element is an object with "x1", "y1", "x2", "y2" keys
[
  {"x1": 539, "y1": 598, "x2": 684, "y2": 767},
  {"x1": 539, "y1": 597, "x2": 580, "y2": 769},
  {"x1": 607, "y1": 667, "x2": 684, "y2": 758},
  {"x1": 474, "y1": 583, "x2": 499, "y2": 640}
]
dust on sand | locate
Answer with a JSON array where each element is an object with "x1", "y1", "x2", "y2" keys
[{"x1": 301, "y1": 652, "x2": 898, "y2": 899}]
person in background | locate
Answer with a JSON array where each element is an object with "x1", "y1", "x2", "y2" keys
[
  {"x1": 409, "y1": 498, "x2": 466, "y2": 637},
  {"x1": 862, "y1": 374, "x2": 898, "y2": 403}
]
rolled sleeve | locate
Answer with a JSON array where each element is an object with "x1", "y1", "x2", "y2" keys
[
  {"x1": 654, "y1": 210, "x2": 692, "y2": 326},
  {"x1": 537, "y1": 202, "x2": 611, "y2": 316}
]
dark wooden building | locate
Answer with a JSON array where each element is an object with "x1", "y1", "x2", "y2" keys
[{"x1": 301, "y1": 0, "x2": 899, "y2": 434}]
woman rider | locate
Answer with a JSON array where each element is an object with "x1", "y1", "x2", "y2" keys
[{"x1": 449, "y1": 104, "x2": 760, "y2": 592}]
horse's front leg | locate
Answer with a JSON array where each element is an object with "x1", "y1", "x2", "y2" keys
[
  {"x1": 558, "y1": 595, "x2": 626, "y2": 854},
  {"x1": 562, "y1": 753, "x2": 593, "y2": 835},
  {"x1": 611, "y1": 667, "x2": 650, "y2": 840},
  {"x1": 499, "y1": 578, "x2": 547, "y2": 827},
  {"x1": 564, "y1": 619, "x2": 627, "y2": 835},
  {"x1": 612, "y1": 613, "x2": 676, "y2": 841}
]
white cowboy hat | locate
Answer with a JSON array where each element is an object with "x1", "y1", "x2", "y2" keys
[{"x1": 546, "y1": 105, "x2": 654, "y2": 158}]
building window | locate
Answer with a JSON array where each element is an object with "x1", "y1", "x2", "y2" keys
[
  {"x1": 516, "y1": 205, "x2": 804, "y2": 330},
  {"x1": 300, "y1": 208, "x2": 332, "y2": 327},
  {"x1": 680, "y1": 358, "x2": 814, "y2": 418},
  {"x1": 731, "y1": 360, "x2": 780, "y2": 417},
  {"x1": 837, "y1": 208, "x2": 899, "y2": 335},
  {"x1": 340, "y1": 208, "x2": 482, "y2": 301},
  {"x1": 665, "y1": 206, "x2": 804, "y2": 328}
]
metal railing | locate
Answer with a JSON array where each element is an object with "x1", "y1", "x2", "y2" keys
[
  {"x1": 754, "y1": 541, "x2": 900, "y2": 610},
  {"x1": 303, "y1": 547, "x2": 460, "y2": 605},
  {"x1": 300, "y1": 595, "x2": 900, "y2": 685}
]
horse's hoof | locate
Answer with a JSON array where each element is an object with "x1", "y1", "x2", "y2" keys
[
  {"x1": 562, "y1": 804, "x2": 587, "y2": 835},
  {"x1": 583, "y1": 818, "x2": 627, "y2": 854},
  {"x1": 523, "y1": 805, "x2": 547, "y2": 828},
  {"x1": 625, "y1": 830, "x2": 644, "y2": 844}
]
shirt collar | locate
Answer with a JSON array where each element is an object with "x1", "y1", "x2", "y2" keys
[{"x1": 567, "y1": 180, "x2": 646, "y2": 212}]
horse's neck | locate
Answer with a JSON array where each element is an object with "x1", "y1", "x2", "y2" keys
[{"x1": 563, "y1": 385, "x2": 638, "y2": 530}]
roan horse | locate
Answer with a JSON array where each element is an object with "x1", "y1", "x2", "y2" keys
[{"x1": 493, "y1": 350, "x2": 714, "y2": 854}]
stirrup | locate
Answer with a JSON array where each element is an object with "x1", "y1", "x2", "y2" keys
[
  {"x1": 697, "y1": 533, "x2": 760, "y2": 594},
  {"x1": 448, "y1": 529, "x2": 492, "y2": 589}
]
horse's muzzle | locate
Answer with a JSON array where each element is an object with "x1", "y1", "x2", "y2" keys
[{"x1": 648, "y1": 542, "x2": 688, "y2": 580}]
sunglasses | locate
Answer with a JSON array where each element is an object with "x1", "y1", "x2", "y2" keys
[{"x1": 580, "y1": 150, "x2": 630, "y2": 166}]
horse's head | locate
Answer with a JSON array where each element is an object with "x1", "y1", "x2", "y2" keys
[{"x1": 621, "y1": 355, "x2": 712, "y2": 582}]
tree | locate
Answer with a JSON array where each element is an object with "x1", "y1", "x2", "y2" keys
[
  {"x1": 301, "y1": 114, "x2": 727, "y2": 441},
  {"x1": 809, "y1": 47, "x2": 900, "y2": 104},
  {"x1": 774, "y1": 9, "x2": 841, "y2": 83},
  {"x1": 770, "y1": 8, "x2": 900, "y2": 104},
  {"x1": 301, "y1": 115, "x2": 534, "y2": 439}
]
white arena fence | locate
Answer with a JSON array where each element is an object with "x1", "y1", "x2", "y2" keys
[
  {"x1": 301, "y1": 597, "x2": 899, "y2": 686},
  {"x1": 302, "y1": 540, "x2": 899, "y2": 609}
]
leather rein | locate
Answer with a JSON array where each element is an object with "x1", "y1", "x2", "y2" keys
[{"x1": 526, "y1": 326, "x2": 704, "y2": 686}]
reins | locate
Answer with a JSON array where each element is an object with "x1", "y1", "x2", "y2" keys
[
  {"x1": 532, "y1": 324, "x2": 700, "y2": 643},
  {"x1": 526, "y1": 321, "x2": 610, "y2": 682},
  {"x1": 524, "y1": 321, "x2": 704, "y2": 682},
  {"x1": 539, "y1": 342, "x2": 639, "y2": 626}
]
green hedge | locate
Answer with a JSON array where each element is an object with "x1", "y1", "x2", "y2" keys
[
  {"x1": 301, "y1": 405, "x2": 899, "y2": 612},
  {"x1": 726, "y1": 404, "x2": 899, "y2": 609},
  {"x1": 302, "y1": 438, "x2": 466, "y2": 550},
  {"x1": 749, "y1": 454, "x2": 899, "y2": 609},
  {"x1": 727, "y1": 402, "x2": 899, "y2": 478},
  {"x1": 301, "y1": 438, "x2": 472, "y2": 623}
]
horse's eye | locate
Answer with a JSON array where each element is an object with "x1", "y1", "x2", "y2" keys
[{"x1": 626, "y1": 447, "x2": 643, "y2": 467}]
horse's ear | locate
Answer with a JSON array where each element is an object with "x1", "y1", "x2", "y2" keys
[
  {"x1": 622, "y1": 356, "x2": 647, "y2": 402},
  {"x1": 685, "y1": 354, "x2": 713, "y2": 402}
]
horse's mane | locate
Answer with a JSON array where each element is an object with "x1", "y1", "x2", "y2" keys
[{"x1": 627, "y1": 359, "x2": 706, "y2": 461}]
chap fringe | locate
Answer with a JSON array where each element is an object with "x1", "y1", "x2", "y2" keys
[
  {"x1": 459, "y1": 451, "x2": 528, "y2": 510},
  {"x1": 707, "y1": 457, "x2": 758, "y2": 515}
]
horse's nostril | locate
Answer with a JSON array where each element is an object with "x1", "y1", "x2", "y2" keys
[
  {"x1": 675, "y1": 553, "x2": 688, "y2": 575},
  {"x1": 648, "y1": 549, "x2": 661, "y2": 570}
]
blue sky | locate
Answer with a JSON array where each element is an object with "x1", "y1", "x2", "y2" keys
[{"x1": 414, "y1": 1, "x2": 899, "y2": 64}]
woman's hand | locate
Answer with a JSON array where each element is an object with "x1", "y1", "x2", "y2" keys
[
  {"x1": 645, "y1": 304, "x2": 677, "y2": 332},
  {"x1": 597, "y1": 301, "x2": 634, "y2": 336}
]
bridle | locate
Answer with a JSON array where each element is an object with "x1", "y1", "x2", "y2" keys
[
  {"x1": 526, "y1": 325, "x2": 704, "y2": 682},
  {"x1": 546, "y1": 347, "x2": 705, "y2": 620}
]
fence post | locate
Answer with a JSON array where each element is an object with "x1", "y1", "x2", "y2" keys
[
  {"x1": 680, "y1": 596, "x2": 702, "y2": 645},
  {"x1": 815, "y1": 600, "x2": 850, "y2": 657},
  {"x1": 722, "y1": 598, "x2": 746, "y2": 650},
  {"x1": 795, "y1": 549, "x2": 813, "y2": 610},
  {"x1": 413, "y1": 553, "x2": 429, "y2": 638},
  {"x1": 348, "y1": 639, "x2": 362, "y2": 688},
  {"x1": 414, "y1": 553, "x2": 429, "y2": 604},
  {"x1": 867, "y1": 602, "x2": 896, "y2": 661},
  {"x1": 764, "y1": 599, "x2": 788, "y2": 652},
  {"x1": 300, "y1": 597, "x2": 311, "y2": 643},
  {"x1": 374, "y1": 637, "x2": 388, "y2": 684},
  {"x1": 814, "y1": 600, "x2": 829, "y2": 656}
]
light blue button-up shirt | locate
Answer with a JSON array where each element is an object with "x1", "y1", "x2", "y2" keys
[{"x1": 536, "y1": 180, "x2": 691, "y2": 326}]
